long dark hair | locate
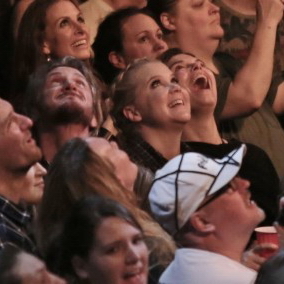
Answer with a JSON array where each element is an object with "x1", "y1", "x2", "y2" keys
[
  {"x1": 12, "y1": 0, "x2": 81, "y2": 101},
  {"x1": 59, "y1": 196, "x2": 144, "y2": 282},
  {"x1": 92, "y1": 7, "x2": 157, "y2": 85}
]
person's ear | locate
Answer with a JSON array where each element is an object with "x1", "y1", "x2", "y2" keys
[
  {"x1": 42, "y1": 41, "x2": 51, "y2": 55},
  {"x1": 71, "y1": 256, "x2": 89, "y2": 279},
  {"x1": 190, "y1": 212, "x2": 215, "y2": 233},
  {"x1": 123, "y1": 105, "x2": 142, "y2": 122},
  {"x1": 160, "y1": 12, "x2": 176, "y2": 31},
  {"x1": 108, "y1": 51, "x2": 127, "y2": 69}
]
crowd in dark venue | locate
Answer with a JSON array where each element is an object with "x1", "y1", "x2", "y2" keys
[{"x1": 1, "y1": 0, "x2": 284, "y2": 283}]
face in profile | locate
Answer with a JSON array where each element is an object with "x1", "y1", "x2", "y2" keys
[
  {"x1": 42, "y1": 0, "x2": 91, "y2": 60},
  {"x1": 15, "y1": 251, "x2": 66, "y2": 284},
  {"x1": 0, "y1": 99, "x2": 42, "y2": 171},
  {"x1": 86, "y1": 137, "x2": 138, "y2": 191},
  {"x1": 42, "y1": 66, "x2": 94, "y2": 125},
  {"x1": 111, "y1": 14, "x2": 168, "y2": 68},
  {"x1": 74, "y1": 216, "x2": 148, "y2": 284},
  {"x1": 124, "y1": 61, "x2": 191, "y2": 128},
  {"x1": 164, "y1": 0, "x2": 224, "y2": 50},
  {"x1": 200, "y1": 176, "x2": 265, "y2": 233},
  {"x1": 21, "y1": 162, "x2": 47, "y2": 205},
  {"x1": 167, "y1": 53, "x2": 217, "y2": 112}
]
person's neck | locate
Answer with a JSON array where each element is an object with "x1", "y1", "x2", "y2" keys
[
  {"x1": 39, "y1": 123, "x2": 90, "y2": 163},
  {"x1": 165, "y1": 33, "x2": 220, "y2": 73},
  {"x1": 139, "y1": 125, "x2": 183, "y2": 160},
  {"x1": 0, "y1": 170, "x2": 29, "y2": 205},
  {"x1": 218, "y1": 0, "x2": 256, "y2": 16},
  {"x1": 196, "y1": 233, "x2": 250, "y2": 263},
  {"x1": 182, "y1": 113, "x2": 223, "y2": 144}
]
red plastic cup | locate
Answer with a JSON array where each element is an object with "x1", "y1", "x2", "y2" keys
[{"x1": 254, "y1": 226, "x2": 279, "y2": 258}]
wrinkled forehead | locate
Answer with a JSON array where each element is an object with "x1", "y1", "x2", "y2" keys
[
  {"x1": 167, "y1": 53, "x2": 197, "y2": 69},
  {"x1": 47, "y1": 66, "x2": 87, "y2": 81}
]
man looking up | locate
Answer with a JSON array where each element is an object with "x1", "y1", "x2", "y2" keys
[
  {"x1": 25, "y1": 56, "x2": 101, "y2": 165},
  {"x1": 0, "y1": 98, "x2": 42, "y2": 253},
  {"x1": 149, "y1": 144, "x2": 265, "y2": 284}
]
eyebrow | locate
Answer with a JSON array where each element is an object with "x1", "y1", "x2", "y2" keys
[
  {"x1": 168, "y1": 59, "x2": 184, "y2": 69},
  {"x1": 48, "y1": 71, "x2": 86, "y2": 80},
  {"x1": 147, "y1": 75, "x2": 160, "y2": 84}
]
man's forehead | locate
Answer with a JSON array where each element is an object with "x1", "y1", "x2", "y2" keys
[
  {"x1": 0, "y1": 99, "x2": 13, "y2": 125},
  {"x1": 170, "y1": 54, "x2": 197, "y2": 66},
  {"x1": 47, "y1": 66, "x2": 86, "y2": 80}
]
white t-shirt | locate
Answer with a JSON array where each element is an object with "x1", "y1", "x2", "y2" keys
[{"x1": 159, "y1": 248, "x2": 256, "y2": 284}]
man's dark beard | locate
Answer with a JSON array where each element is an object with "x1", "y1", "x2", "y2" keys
[{"x1": 41, "y1": 101, "x2": 92, "y2": 127}]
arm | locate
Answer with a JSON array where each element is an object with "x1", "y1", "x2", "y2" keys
[
  {"x1": 221, "y1": 0, "x2": 284, "y2": 119},
  {"x1": 272, "y1": 82, "x2": 284, "y2": 114}
]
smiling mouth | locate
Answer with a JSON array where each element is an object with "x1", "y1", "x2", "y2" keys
[
  {"x1": 57, "y1": 92, "x2": 82, "y2": 100},
  {"x1": 123, "y1": 269, "x2": 145, "y2": 282},
  {"x1": 71, "y1": 39, "x2": 87, "y2": 47},
  {"x1": 168, "y1": 99, "x2": 185, "y2": 108}
]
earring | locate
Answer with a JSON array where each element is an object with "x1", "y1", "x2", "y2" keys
[{"x1": 46, "y1": 54, "x2": 51, "y2": 62}]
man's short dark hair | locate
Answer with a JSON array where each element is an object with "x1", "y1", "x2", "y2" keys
[{"x1": 24, "y1": 56, "x2": 102, "y2": 127}]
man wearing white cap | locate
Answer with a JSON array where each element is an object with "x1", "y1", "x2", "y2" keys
[{"x1": 149, "y1": 144, "x2": 265, "y2": 284}]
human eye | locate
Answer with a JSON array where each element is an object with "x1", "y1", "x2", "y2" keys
[
  {"x1": 133, "y1": 234, "x2": 144, "y2": 245},
  {"x1": 50, "y1": 76, "x2": 63, "y2": 86},
  {"x1": 76, "y1": 79, "x2": 86, "y2": 87},
  {"x1": 173, "y1": 64, "x2": 186, "y2": 73},
  {"x1": 156, "y1": 31, "x2": 164, "y2": 40},
  {"x1": 138, "y1": 34, "x2": 149, "y2": 43},
  {"x1": 59, "y1": 18, "x2": 69, "y2": 28},
  {"x1": 191, "y1": 0, "x2": 204, "y2": 8},
  {"x1": 150, "y1": 79, "x2": 161, "y2": 89},
  {"x1": 105, "y1": 244, "x2": 120, "y2": 255},
  {"x1": 78, "y1": 15, "x2": 85, "y2": 24}
]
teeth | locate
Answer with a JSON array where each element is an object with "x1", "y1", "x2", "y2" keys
[
  {"x1": 168, "y1": 99, "x2": 184, "y2": 108},
  {"x1": 72, "y1": 39, "x2": 87, "y2": 47}
]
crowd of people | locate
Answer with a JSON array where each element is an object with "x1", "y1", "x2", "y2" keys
[{"x1": 1, "y1": 0, "x2": 284, "y2": 283}]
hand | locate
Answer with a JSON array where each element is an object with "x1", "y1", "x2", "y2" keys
[
  {"x1": 256, "y1": 0, "x2": 284, "y2": 27},
  {"x1": 242, "y1": 242, "x2": 279, "y2": 271},
  {"x1": 274, "y1": 222, "x2": 284, "y2": 249}
]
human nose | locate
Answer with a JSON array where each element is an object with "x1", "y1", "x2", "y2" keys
[
  {"x1": 169, "y1": 82, "x2": 182, "y2": 93},
  {"x1": 153, "y1": 37, "x2": 167, "y2": 52},
  {"x1": 18, "y1": 114, "x2": 33, "y2": 130},
  {"x1": 63, "y1": 78, "x2": 77, "y2": 91},
  {"x1": 35, "y1": 163, "x2": 47, "y2": 177},
  {"x1": 192, "y1": 61, "x2": 203, "y2": 71},
  {"x1": 125, "y1": 244, "x2": 140, "y2": 265},
  {"x1": 72, "y1": 20, "x2": 86, "y2": 35},
  {"x1": 209, "y1": 1, "x2": 220, "y2": 14},
  {"x1": 235, "y1": 177, "x2": 251, "y2": 193}
]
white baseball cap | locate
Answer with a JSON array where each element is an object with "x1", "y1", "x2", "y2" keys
[{"x1": 149, "y1": 144, "x2": 246, "y2": 236}]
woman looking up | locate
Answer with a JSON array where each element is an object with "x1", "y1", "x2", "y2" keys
[
  {"x1": 13, "y1": 0, "x2": 92, "y2": 103},
  {"x1": 147, "y1": 0, "x2": 284, "y2": 179},
  {"x1": 111, "y1": 58, "x2": 191, "y2": 172}
]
